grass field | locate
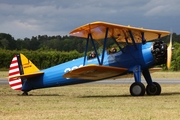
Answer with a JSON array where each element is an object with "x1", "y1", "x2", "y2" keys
[
  {"x1": 1, "y1": 84, "x2": 180, "y2": 120},
  {"x1": 1, "y1": 71, "x2": 180, "y2": 78},
  {"x1": 1, "y1": 71, "x2": 180, "y2": 119},
  {"x1": 0, "y1": 71, "x2": 8, "y2": 78}
]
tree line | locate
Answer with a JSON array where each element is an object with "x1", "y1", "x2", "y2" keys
[
  {"x1": 0, "y1": 33, "x2": 99, "y2": 53},
  {"x1": 0, "y1": 33, "x2": 180, "y2": 52},
  {"x1": 0, "y1": 32, "x2": 180, "y2": 71},
  {"x1": 0, "y1": 49, "x2": 83, "y2": 70}
]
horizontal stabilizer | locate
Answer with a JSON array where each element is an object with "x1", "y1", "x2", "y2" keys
[
  {"x1": 63, "y1": 65, "x2": 127, "y2": 80},
  {"x1": 9, "y1": 71, "x2": 44, "y2": 79}
]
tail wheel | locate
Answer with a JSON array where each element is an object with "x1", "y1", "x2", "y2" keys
[
  {"x1": 22, "y1": 91, "x2": 28, "y2": 96},
  {"x1": 146, "y1": 82, "x2": 161, "y2": 95},
  {"x1": 130, "y1": 82, "x2": 145, "y2": 96}
]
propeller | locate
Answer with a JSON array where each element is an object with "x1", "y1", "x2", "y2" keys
[{"x1": 167, "y1": 32, "x2": 173, "y2": 69}]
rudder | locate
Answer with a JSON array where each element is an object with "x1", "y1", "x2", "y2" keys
[
  {"x1": 8, "y1": 54, "x2": 40, "y2": 90},
  {"x1": 8, "y1": 54, "x2": 22, "y2": 90}
]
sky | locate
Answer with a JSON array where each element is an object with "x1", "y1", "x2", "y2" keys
[{"x1": 0, "y1": 0, "x2": 180, "y2": 39}]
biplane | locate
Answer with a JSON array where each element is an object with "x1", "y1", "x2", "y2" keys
[{"x1": 8, "y1": 21, "x2": 172, "y2": 96}]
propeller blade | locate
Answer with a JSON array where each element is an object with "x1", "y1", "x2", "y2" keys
[{"x1": 167, "y1": 32, "x2": 172, "y2": 69}]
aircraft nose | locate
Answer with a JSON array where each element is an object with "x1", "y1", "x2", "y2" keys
[{"x1": 151, "y1": 41, "x2": 167, "y2": 65}]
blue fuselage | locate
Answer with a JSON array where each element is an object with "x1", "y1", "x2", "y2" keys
[{"x1": 22, "y1": 42, "x2": 155, "y2": 91}]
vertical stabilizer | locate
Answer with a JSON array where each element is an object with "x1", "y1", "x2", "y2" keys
[
  {"x1": 20, "y1": 54, "x2": 39, "y2": 74},
  {"x1": 8, "y1": 54, "x2": 40, "y2": 90}
]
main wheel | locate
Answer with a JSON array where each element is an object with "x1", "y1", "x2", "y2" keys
[
  {"x1": 146, "y1": 82, "x2": 161, "y2": 95},
  {"x1": 130, "y1": 82, "x2": 145, "y2": 96}
]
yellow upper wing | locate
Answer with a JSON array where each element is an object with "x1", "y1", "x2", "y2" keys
[
  {"x1": 70, "y1": 21, "x2": 170, "y2": 43},
  {"x1": 63, "y1": 65, "x2": 127, "y2": 80}
]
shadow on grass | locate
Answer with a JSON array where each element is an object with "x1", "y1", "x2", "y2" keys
[
  {"x1": 13, "y1": 92, "x2": 180, "y2": 97},
  {"x1": 79, "y1": 92, "x2": 180, "y2": 98},
  {"x1": 79, "y1": 94, "x2": 133, "y2": 98},
  {"x1": 161, "y1": 92, "x2": 180, "y2": 96},
  {"x1": 17, "y1": 94, "x2": 65, "y2": 96}
]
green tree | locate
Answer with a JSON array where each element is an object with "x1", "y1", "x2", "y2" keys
[
  {"x1": 170, "y1": 42, "x2": 180, "y2": 71},
  {"x1": 0, "y1": 39, "x2": 9, "y2": 49}
]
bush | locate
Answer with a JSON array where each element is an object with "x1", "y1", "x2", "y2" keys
[{"x1": 0, "y1": 49, "x2": 83, "y2": 70}]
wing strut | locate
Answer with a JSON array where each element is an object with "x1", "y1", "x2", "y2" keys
[
  {"x1": 100, "y1": 27, "x2": 108, "y2": 65},
  {"x1": 83, "y1": 34, "x2": 90, "y2": 66},
  {"x1": 141, "y1": 32, "x2": 146, "y2": 44},
  {"x1": 158, "y1": 34, "x2": 161, "y2": 39},
  {"x1": 129, "y1": 30, "x2": 137, "y2": 49},
  {"x1": 83, "y1": 27, "x2": 109, "y2": 66},
  {"x1": 112, "y1": 37, "x2": 124, "y2": 53},
  {"x1": 89, "y1": 34, "x2": 101, "y2": 64}
]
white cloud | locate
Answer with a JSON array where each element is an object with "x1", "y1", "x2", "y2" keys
[
  {"x1": 143, "y1": 0, "x2": 180, "y2": 16},
  {"x1": 14, "y1": 20, "x2": 40, "y2": 30},
  {"x1": 0, "y1": 0, "x2": 179, "y2": 39}
]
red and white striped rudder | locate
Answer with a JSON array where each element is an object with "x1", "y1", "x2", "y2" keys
[{"x1": 8, "y1": 55, "x2": 22, "y2": 90}]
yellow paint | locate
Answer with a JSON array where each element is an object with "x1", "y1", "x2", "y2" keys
[
  {"x1": 20, "y1": 54, "x2": 39, "y2": 74},
  {"x1": 63, "y1": 65, "x2": 127, "y2": 80},
  {"x1": 69, "y1": 21, "x2": 170, "y2": 43}
]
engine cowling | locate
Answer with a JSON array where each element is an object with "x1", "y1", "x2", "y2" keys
[{"x1": 151, "y1": 41, "x2": 167, "y2": 65}]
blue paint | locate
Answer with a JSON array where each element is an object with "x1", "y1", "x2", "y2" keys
[{"x1": 22, "y1": 42, "x2": 156, "y2": 91}]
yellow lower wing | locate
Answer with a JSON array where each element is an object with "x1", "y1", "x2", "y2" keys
[{"x1": 63, "y1": 65, "x2": 127, "y2": 80}]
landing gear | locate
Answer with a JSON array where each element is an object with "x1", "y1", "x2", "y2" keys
[
  {"x1": 142, "y1": 68, "x2": 161, "y2": 96},
  {"x1": 22, "y1": 91, "x2": 28, "y2": 96},
  {"x1": 130, "y1": 67, "x2": 161, "y2": 96},
  {"x1": 146, "y1": 82, "x2": 161, "y2": 95},
  {"x1": 130, "y1": 82, "x2": 145, "y2": 96},
  {"x1": 129, "y1": 66, "x2": 146, "y2": 96},
  {"x1": 129, "y1": 82, "x2": 161, "y2": 96}
]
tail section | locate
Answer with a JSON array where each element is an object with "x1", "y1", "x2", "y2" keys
[
  {"x1": 19, "y1": 53, "x2": 39, "y2": 74},
  {"x1": 8, "y1": 54, "x2": 41, "y2": 91},
  {"x1": 8, "y1": 55, "x2": 22, "y2": 90}
]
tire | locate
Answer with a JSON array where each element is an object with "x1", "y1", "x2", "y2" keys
[
  {"x1": 146, "y1": 82, "x2": 161, "y2": 95},
  {"x1": 22, "y1": 91, "x2": 28, "y2": 96},
  {"x1": 130, "y1": 82, "x2": 145, "y2": 96}
]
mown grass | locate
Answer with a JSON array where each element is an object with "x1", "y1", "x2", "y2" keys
[
  {"x1": 1, "y1": 84, "x2": 180, "y2": 120},
  {"x1": 0, "y1": 71, "x2": 8, "y2": 78},
  {"x1": 151, "y1": 71, "x2": 180, "y2": 78},
  {"x1": 1, "y1": 71, "x2": 180, "y2": 78}
]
